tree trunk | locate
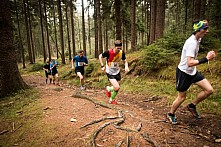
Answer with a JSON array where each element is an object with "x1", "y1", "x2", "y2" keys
[
  {"x1": 70, "y1": 0, "x2": 76, "y2": 56},
  {"x1": 43, "y1": 1, "x2": 51, "y2": 61},
  {"x1": 155, "y1": 0, "x2": 165, "y2": 40},
  {"x1": 65, "y1": 1, "x2": 71, "y2": 60},
  {"x1": 23, "y1": 0, "x2": 33, "y2": 64},
  {"x1": 52, "y1": 0, "x2": 59, "y2": 59},
  {"x1": 15, "y1": 0, "x2": 25, "y2": 68},
  {"x1": 97, "y1": 0, "x2": 103, "y2": 54},
  {"x1": 130, "y1": 0, "x2": 136, "y2": 51},
  {"x1": 94, "y1": 0, "x2": 98, "y2": 58},
  {"x1": 57, "y1": 0, "x2": 65, "y2": 64},
  {"x1": 81, "y1": 0, "x2": 87, "y2": 55},
  {"x1": 38, "y1": 0, "x2": 46, "y2": 62},
  {"x1": 115, "y1": 0, "x2": 121, "y2": 40},
  {"x1": 88, "y1": 5, "x2": 92, "y2": 55},
  {"x1": 194, "y1": 0, "x2": 201, "y2": 19},
  {"x1": 149, "y1": 0, "x2": 156, "y2": 44},
  {"x1": 0, "y1": 0, "x2": 27, "y2": 98},
  {"x1": 26, "y1": 0, "x2": 35, "y2": 63}
]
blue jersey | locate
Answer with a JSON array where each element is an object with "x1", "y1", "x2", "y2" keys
[{"x1": 73, "y1": 55, "x2": 88, "y2": 70}]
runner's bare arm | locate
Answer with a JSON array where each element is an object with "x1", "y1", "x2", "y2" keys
[{"x1": 123, "y1": 60, "x2": 129, "y2": 73}]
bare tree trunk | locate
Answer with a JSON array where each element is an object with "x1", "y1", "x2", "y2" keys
[
  {"x1": 94, "y1": 0, "x2": 98, "y2": 58},
  {"x1": 65, "y1": 1, "x2": 71, "y2": 60},
  {"x1": 155, "y1": 0, "x2": 165, "y2": 40},
  {"x1": 15, "y1": 0, "x2": 25, "y2": 68},
  {"x1": 97, "y1": 0, "x2": 103, "y2": 54},
  {"x1": 43, "y1": 0, "x2": 51, "y2": 61},
  {"x1": 70, "y1": 0, "x2": 76, "y2": 56},
  {"x1": 57, "y1": 0, "x2": 65, "y2": 64},
  {"x1": 23, "y1": 0, "x2": 33, "y2": 64},
  {"x1": 130, "y1": 0, "x2": 136, "y2": 51},
  {"x1": 194, "y1": 0, "x2": 201, "y2": 19},
  {"x1": 81, "y1": 0, "x2": 87, "y2": 55},
  {"x1": 26, "y1": 0, "x2": 35, "y2": 63},
  {"x1": 0, "y1": 0, "x2": 27, "y2": 98},
  {"x1": 38, "y1": 0, "x2": 46, "y2": 62},
  {"x1": 149, "y1": 0, "x2": 156, "y2": 44},
  {"x1": 115, "y1": 0, "x2": 121, "y2": 40},
  {"x1": 52, "y1": 0, "x2": 59, "y2": 59},
  {"x1": 88, "y1": 5, "x2": 92, "y2": 55}
]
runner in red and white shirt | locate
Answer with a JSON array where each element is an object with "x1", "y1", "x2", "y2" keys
[{"x1": 99, "y1": 40, "x2": 129, "y2": 104}]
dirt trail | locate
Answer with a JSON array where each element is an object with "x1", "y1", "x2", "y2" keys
[{"x1": 2, "y1": 75, "x2": 221, "y2": 147}]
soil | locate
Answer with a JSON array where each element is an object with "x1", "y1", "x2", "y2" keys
[{"x1": 1, "y1": 75, "x2": 221, "y2": 147}]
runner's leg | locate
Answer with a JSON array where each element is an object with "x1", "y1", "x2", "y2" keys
[{"x1": 192, "y1": 79, "x2": 213, "y2": 105}]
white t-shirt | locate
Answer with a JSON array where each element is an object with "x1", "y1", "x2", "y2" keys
[{"x1": 178, "y1": 35, "x2": 200, "y2": 75}]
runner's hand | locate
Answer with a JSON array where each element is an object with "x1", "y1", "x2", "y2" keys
[
  {"x1": 125, "y1": 67, "x2": 129, "y2": 74},
  {"x1": 206, "y1": 51, "x2": 216, "y2": 60}
]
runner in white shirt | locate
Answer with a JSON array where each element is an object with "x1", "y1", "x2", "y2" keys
[{"x1": 167, "y1": 20, "x2": 216, "y2": 124}]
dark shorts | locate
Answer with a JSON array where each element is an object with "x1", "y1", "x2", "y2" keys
[
  {"x1": 176, "y1": 68, "x2": 204, "y2": 92},
  {"x1": 51, "y1": 69, "x2": 58, "y2": 76},
  {"x1": 106, "y1": 72, "x2": 121, "y2": 81},
  {"x1": 45, "y1": 71, "x2": 51, "y2": 78},
  {"x1": 75, "y1": 68, "x2": 84, "y2": 75}
]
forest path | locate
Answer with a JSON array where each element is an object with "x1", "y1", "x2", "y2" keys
[{"x1": 2, "y1": 75, "x2": 221, "y2": 147}]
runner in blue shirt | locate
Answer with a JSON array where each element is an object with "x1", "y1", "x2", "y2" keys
[{"x1": 72, "y1": 50, "x2": 88, "y2": 90}]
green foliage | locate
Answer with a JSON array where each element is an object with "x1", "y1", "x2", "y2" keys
[
  {"x1": 0, "y1": 88, "x2": 39, "y2": 119},
  {"x1": 29, "y1": 63, "x2": 44, "y2": 72},
  {"x1": 200, "y1": 29, "x2": 221, "y2": 50},
  {"x1": 141, "y1": 44, "x2": 177, "y2": 72}
]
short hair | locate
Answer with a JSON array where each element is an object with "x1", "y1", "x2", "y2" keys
[
  {"x1": 114, "y1": 40, "x2": 122, "y2": 47},
  {"x1": 78, "y1": 50, "x2": 84, "y2": 53}
]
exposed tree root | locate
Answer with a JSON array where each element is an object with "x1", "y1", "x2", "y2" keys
[
  {"x1": 72, "y1": 93, "x2": 116, "y2": 109},
  {"x1": 141, "y1": 132, "x2": 159, "y2": 147},
  {"x1": 115, "y1": 140, "x2": 123, "y2": 147}
]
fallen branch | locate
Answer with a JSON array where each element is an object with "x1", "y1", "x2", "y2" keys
[
  {"x1": 126, "y1": 134, "x2": 131, "y2": 147},
  {"x1": 141, "y1": 132, "x2": 159, "y2": 147}
]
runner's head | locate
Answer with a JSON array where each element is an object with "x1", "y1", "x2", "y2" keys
[
  {"x1": 193, "y1": 19, "x2": 209, "y2": 37},
  {"x1": 114, "y1": 40, "x2": 122, "y2": 54},
  {"x1": 78, "y1": 50, "x2": 84, "y2": 57}
]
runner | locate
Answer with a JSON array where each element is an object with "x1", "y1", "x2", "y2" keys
[
  {"x1": 50, "y1": 59, "x2": 60, "y2": 86},
  {"x1": 72, "y1": 50, "x2": 88, "y2": 90},
  {"x1": 167, "y1": 19, "x2": 216, "y2": 124},
  {"x1": 43, "y1": 59, "x2": 51, "y2": 84},
  {"x1": 99, "y1": 40, "x2": 129, "y2": 104}
]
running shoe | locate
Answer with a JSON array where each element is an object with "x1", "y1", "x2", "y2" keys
[
  {"x1": 167, "y1": 113, "x2": 177, "y2": 125},
  {"x1": 80, "y1": 86, "x2": 85, "y2": 90},
  {"x1": 186, "y1": 104, "x2": 201, "y2": 119},
  {"x1": 109, "y1": 100, "x2": 117, "y2": 105},
  {"x1": 106, "y1": 86, "x2": 111, "y2": 97}
]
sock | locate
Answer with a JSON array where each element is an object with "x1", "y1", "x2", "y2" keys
[
  {"x1": 110, "y1": 90, "x2": 118, "y2": 101},
  {"x1": 189, "y1": 103, "x2": 196, "y2": 108},
  {"x1": 107, "y1": 86, "x2": 114, "y2": 92},
  {"x1": 168, "y1": 113, "x2": 175, "y2": 117}
]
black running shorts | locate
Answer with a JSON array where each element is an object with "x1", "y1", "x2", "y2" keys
[
  {"x1": 176, "y1": 68, "x2": 204, "y2": 92},
  {"x1": 106, "y1": 72, "x2": 121, "y2": 81},
  {"x1": 75, "y1": 68, "x2": 84, "y2": 75}
]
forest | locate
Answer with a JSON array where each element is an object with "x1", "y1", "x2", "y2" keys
[{"x1": 0, "y1": 0, "x2": 221, "y2": 146}]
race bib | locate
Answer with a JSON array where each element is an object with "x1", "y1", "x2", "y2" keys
[
  {"x1": 110, "y1": 62, "x2": 119, "y2": 68},
  {"x1": 78, "y1": 62, "x2": 84, "y2": 66}
]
